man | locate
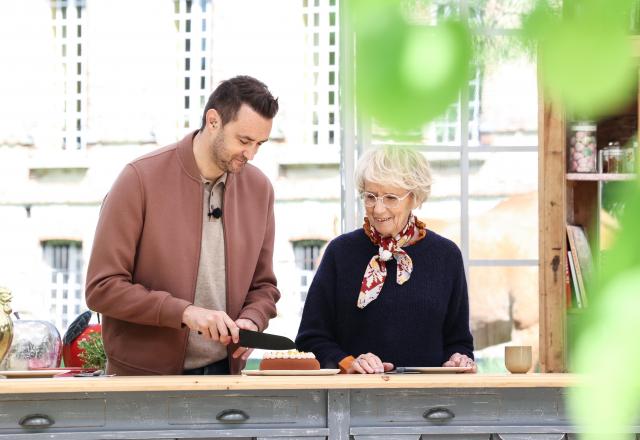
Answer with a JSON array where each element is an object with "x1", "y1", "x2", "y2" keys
[{"x1": 85, "y1": 76, "x2": 280, "y2": 375}]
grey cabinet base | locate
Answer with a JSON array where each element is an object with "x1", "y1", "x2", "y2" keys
[{"x1": 1, "y1": 387, "x2": 637, "y2": 440}]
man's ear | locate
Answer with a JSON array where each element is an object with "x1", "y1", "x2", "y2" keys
[{"x1": 206, "y1": 108, "x2": 221, "y2": 129}]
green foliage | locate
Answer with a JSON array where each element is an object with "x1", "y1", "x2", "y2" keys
[
  {"x1": 348, "y1": 0, "x2": 639, "y2": 130},
  {"x1": 77, "y1": 332, "x2": 106, "y2": 370},
  {"x1": 568, "y1": 178, "x2": 640, "y2": 439},
  {"x1": 351, "y1": 0, "x2": 471, "y2": 131},
  {"x1": 569, "y1": 271, "x2": 640, "y2": 440},
  {"x1": 522, "y1": 0, "x2": 636, "y2": 118}
]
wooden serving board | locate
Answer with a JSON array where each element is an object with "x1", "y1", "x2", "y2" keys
[
  {"x1": 241, "y1": 369, "x2": 340, "y2": 376},
  {"x1": 0, "y1": 369, "x2": 71, "y2": 378}
]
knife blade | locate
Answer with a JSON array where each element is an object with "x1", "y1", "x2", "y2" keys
[{"x1": 238, "y1": 329, "x2": 296, "y2": 350}]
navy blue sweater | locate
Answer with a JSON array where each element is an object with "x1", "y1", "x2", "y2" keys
[{"x1": 296, "y1": 228, "x2": 474, "y2": 368}]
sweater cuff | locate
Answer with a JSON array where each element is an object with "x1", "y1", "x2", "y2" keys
[
  {"x1": 237, "y1": 308, "x2": 267, "y2": 332},
  {"x1": 338, "y1": 355, "x2": 355, "y2": 374}
]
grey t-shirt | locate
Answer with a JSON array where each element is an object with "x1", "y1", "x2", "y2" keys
[{"x1": 183, "y1": 173, "x2": 228, "y2": 370}]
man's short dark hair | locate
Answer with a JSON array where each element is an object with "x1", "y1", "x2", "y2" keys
[{"x1": 200, "y1": 75, "x2": 279, "y2": 131}]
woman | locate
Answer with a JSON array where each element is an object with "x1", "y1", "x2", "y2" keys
[{"x1": 296, "y1": 146, "x2": 475, "y2": 374}]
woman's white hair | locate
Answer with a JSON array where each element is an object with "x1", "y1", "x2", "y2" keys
[{"x1": 355, "y1": 146, "x2": 432, "y2": 207}]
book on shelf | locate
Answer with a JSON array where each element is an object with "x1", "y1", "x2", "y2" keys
[
  {"x1": 567, "y1": 250, "x2": 583, "y2": 308},
  {"x1": 566, "y1": 224, "x2": 594, "y2": 308},
  {"x1": 565, "y1": 253, "x2": 572, "y2": 309}
]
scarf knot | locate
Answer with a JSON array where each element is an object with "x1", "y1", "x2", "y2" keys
[{"x1": 357, "y1": 214, "x2": 426, "y2": 309}]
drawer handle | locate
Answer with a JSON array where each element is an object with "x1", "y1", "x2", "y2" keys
[
  {"x1": 423, "y1": 407, "x2": 455, "y2": 422},
  {"x1": 19, "y1": 414, "x2": 55, "y2": 428},
  {"x1": 216, "y1": 409, "x2": 249, "y2": 422}
]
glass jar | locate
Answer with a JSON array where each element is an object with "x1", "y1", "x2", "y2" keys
[
  {"x1": 568, "y1": 122, "x2": 597, "y2": 172},
  {"x1": 598, "y1": 145, "x2": 609, "y2": 173},
  {"x1": 623, "y1": 141, "x2": 637, "y2": 173},
  {"x1": 602, "y1": 142, "x2": 624, "y2": 173}
]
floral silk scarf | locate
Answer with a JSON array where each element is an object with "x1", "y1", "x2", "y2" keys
[{"x1": 358, "y1": 214, "x2": 427, "y2": 309}]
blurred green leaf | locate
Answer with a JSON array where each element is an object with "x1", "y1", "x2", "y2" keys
[
  {"x1": 569, "y1": 268, "x2": 640, "y2": 440},
  {"x1": 522, "y1": 0, "x2": 636, "y2": 118},
  {"x1": 350, "y1": 0, "x2": 472, "y2": 130},
  {"x1": 569, "y1": 176, "x2": 640, "y2": 439}
]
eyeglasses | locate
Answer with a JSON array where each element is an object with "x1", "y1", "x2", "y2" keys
[{"x1": 361, "y1": 191, "x2": 412, "y2": 209}]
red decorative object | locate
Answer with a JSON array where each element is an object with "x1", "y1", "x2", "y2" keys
[
  {"x1": 62, "y1": 323, "x2": 101, "y2": 367},
  {"x1": 62, "y1": 311, "x2": 102, "y2": 368}
]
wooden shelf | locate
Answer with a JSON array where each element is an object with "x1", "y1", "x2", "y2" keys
[
  {"x1": 540, "y1": 36, "x2": 639, "y2": 372},
  {"x1": 566, "y1": 173, "x2": 637, "y2": 181}
]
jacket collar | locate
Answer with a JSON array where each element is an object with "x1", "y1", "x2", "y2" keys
[{"x1": 176, "y1": 130, "x2": 235, "y2": 187}]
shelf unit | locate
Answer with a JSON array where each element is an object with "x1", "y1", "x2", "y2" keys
[
  {"x1": 539, "y1": 45, "x2": 639, "y2": 372},
  {"x1": 566, "y1": 173, "x2": 637, "y2": 181}
]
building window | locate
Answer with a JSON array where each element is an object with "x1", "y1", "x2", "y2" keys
[
  {"x1": 51, "y1": 0, "x2": 86, "y2": 149},
  {"x1": 176, "y1": 0, "x2": 213, "y2": 129},
  {"x1": 302, "y1": 0, "x2": 340, "y2": 148},
  {"x1": 426, "y1": 67, "x2": 482, "y2": 146},
  {"x1": 292, "y1": 239, "x2": 326, "y2": 271},
  {"x1": 42, "y1": 240, "x2": 84, "y2": 332},
  {"x1": 292, "y1": 239, "x2": 327, "y2": 303}
]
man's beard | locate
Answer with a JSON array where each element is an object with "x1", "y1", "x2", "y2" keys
[{"x1": 211, "y1": 131, "x2": 247, "y2": 173}]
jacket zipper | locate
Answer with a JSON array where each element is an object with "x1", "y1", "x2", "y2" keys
[{"x1": 179, "y1": 180, "x2": 205, "y2": 372}]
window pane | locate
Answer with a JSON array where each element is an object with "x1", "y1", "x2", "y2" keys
[
  {"x1": 402, "y1": 1, "x2": 459, "y2": 24},
  {"x1": 471, "y1": 36, "x2": 538, "y2": 147},
  {"x1": 468, "y1": 152, "x2": 538, "y2": 260},
  {"x1": 469, "y1": 0, "x2": 536, "y2": 29},
  {"x1": 413, "y1": 151, "x2": 461, "y2": 249},
  {"x1": 420, "y1": 93, "x2": 464, "y2": 146},
  {"x1": 470, "y1": 266, "x2": 539, "y2": 372}
]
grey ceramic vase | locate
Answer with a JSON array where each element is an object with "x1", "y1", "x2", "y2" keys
[
  {"x1": 0, "y1": 288, "x2": 13, "y2": 366},
  {"x1": 0, "y1": 319, "x2": 62, "y2": 370}
]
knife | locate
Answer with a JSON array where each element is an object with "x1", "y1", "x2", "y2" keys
[
  {"x1": 238, "y1": 329, "x2": 296, "y2": 350},
  {"x1": 393, "y1": 366, "x2": 471, "y2": 373}
]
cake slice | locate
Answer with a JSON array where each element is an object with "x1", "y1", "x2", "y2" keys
[{"x1": 259, "y1": 350, "x2": 320, "y2": 370}]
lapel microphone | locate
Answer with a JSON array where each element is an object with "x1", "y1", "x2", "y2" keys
[{"x1": 208, "y1": 207, "x2": 222, "y2": 219}]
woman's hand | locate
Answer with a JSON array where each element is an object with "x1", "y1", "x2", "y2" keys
[
  {"x1": 443, "y1": 352, "x2": 477, "y2": 373},
  {"x1": 348, "y1": 352, "x2": 394, "y2": 374}
]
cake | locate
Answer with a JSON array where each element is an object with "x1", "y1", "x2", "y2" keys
[{"x1": 259, "y1": 350, "x2": 320, "y2": 370}]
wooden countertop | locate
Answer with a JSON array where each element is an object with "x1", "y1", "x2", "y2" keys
[{"x1": 0, "y1": 373, "x2": 579, "y2": 394}]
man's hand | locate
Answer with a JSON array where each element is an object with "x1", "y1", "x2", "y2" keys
[
  {"x1": 232, "y1": 318, "x2": 258, "y2": 360},
  {"x1": 443, "y1": 352, "x2": 477, "y2": 373},
  {"x1": 181, "y1": 305, "x2": 239, "y2": 345},
  {"x1": 348, "y1": 352, "x2": 394, "y2": 374}
]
